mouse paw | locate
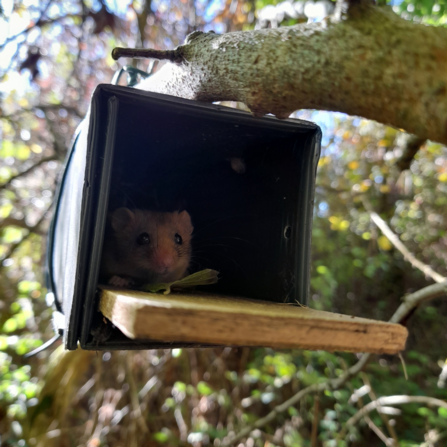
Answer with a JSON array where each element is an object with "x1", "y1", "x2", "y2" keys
[{"x1": 109, "y1": 276, "x2": 133, "y2": 288}]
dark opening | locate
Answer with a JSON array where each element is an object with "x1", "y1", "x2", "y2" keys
[
  {"x1": 53, "y1": 85, "x2": 320, "y2": 350},
  {"x1": 107, "y1": 97, "x2": 311, "y2": 302}
]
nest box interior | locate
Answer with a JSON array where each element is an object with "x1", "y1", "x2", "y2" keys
[{"x1": 47, "y1": 84, "x2": 408, "y2": 354}]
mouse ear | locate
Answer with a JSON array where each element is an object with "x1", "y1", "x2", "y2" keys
[
  {"x1": 111, "y1": 207, "x2": 135, "y2": 232},
  {"x1": 178, "y1": 210, "x2": 193, "y2": 234}
]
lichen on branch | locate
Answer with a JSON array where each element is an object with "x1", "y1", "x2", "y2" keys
[{"x1": 115, "y1": 3, "x2": 447, "y2": 144}]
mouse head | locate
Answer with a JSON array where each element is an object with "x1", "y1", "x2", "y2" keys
[{"x1": 110, "y1": 207, "x2": 193, "y2": 284}]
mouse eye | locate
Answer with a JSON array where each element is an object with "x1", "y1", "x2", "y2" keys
[
  {"x1": 174, "y1": 233, "x2": 183, "y2": 245},
  {"x1": 137, "y1": 232, "x2": 150, "y2": 245}
]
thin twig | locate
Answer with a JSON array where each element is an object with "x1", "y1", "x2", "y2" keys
[
  {"x1": 222, "y1": 354, "x2": 371, "y2": 446},
  {"x1": 125, "y1": 352, "x2": 149, "y2": 434},
  {"x1": 349, "y1": 379, "x2": 394, "y2": 446},
  {"x1": 1, "y1": 104, "x2": 83, "y2": 121},
  {"x1": 0, "y1": 0, "x2": 53, "y2": 49},
  {"x1": 0, "y1": 155, "x2": 58, "y2": 191},
  {"x1": 345, "y1": 361, "x2": 394, "y2": 446},
  {"x1": 390, "y1": 281, "x2": 447, "y2": 323},
  {"x1": 398, "y1": 353, "x2": 408, "y2": 380},
  {"x1": 364, "y1": 415, "x2": 393, "y2": 446},
  {"x1": 223, "y1": 280, "x2": 447, "y2": 446},
  {"x1": 369, "y1": 211, "x2": 446, "y2": 283},
  {"x1": 311, "y1": 395, "x2": 319, "y2": 447},
  {"x1": 344, "y1": 395, "x2": 447, "y2": 431},
  {"x1": 0, "y1": 12, "x2": 80, "y2": 50},
  {"x1": 174, "y1": 407, "x2": 188, "y2": 441},
  {"x1": 361, "y1": 373, "x2": 400, "y2": 446},
  {"x1": 0, "y1": 204, "x2": 50, "y2": 268},
  {"x1": 112, "y1": 46, "x2": 183, "y2": 63}
]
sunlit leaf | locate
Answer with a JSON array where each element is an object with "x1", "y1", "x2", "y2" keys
[
  {"x1": 197, "y1": 381, "x2": 214, "y2": 396},
  {"x1": 3, "y1": 319, "x2": 18, "y2": 333},
  {"x1": 153, "y1": 432, "x2": 169, "y2": 442},
  {"x1": 378, "y1": 235, "x2": 393, "y2": 251},
  {"x1": 142, "y1": 269, "x2": 219, "y2": 294}
]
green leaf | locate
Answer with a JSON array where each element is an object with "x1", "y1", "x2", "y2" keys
[
  {"x1": 18, "y1": 281, "x2": 41, "y2": 294},
  {"x1": 153, "y1": 432, "x2": 169, "y2": 443},
  {"x1": 16, "y1": 144, "x2": 30, "y2": 160},
  {"x1": 0, "y1": 140, "x2": 14, "y2": 158},
  {"x1": 417, "y1": 407, "x2": 432, "y2": 417},
  {"x1": 197, "y1": 381, "x2": 214, "y2": 396},
  {"x1": 3, "y1": 318, "x2": 18, "y2": 333},
  {"x1": 142, "y1": 269, "x2": 219, "y2": 295},
  {"x1": 0, "y1": 336, "x2": 8, "y2": 350},
  {"x1": 3, "y1": 226, "x2": 23, "y2": 243}
]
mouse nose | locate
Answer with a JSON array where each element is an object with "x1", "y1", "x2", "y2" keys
[{"x1": 153, "y1": 250, "x2": 174, "y2": 273}]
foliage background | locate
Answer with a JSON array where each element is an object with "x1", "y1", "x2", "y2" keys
[{"x1": 0, "y1": 0, "x2": 447, "y2": 445}]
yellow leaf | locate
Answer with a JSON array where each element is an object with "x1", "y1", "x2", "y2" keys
[
  {"x1": 438, "y1": 173, "x2": 447, "y2": 182},
  {"x1": 380, "y1": 185, "x2": 390, "y2": 193},
  {"x1": 362, "y1": 232, "x2": 371, "y2": 240},
  {"x1": 328, "y1": 216, "x2": 339, "y2": 225},
  {"x1": 348, "y1": 161, "x2": 359, "y2": 170},
  {"x1": 19, "y1": 98, "x2": 29, "y2": 107},
  {"x1": 31, "y1": 144, "x2": 42, "y2": 154},
  {"x1": 339, "y1": 220, "x2": 350, "y2": 231},
  {"x1": 0, "y1": 203, "x2": 13, "y2": 219},
  {"x1": 318, "y1": 156, "x2": 330, "y2": 167},
  {"x1": 378, "y1": 139, "x2": 388, "y2": 147},
  {"x1": 378, "y1": 235, "x2": 392, "y2": 251},
  {"x1": 360, "y1": 182, "x2": 370, "y2": 192},
  {"x1": 4, "y1": 227, "x2": 23, "y2": 243},
  {"x1": 0, "y1": 167, "x2": 11, "y2": 182},
  {"x1": 16, "y1": 145, "x2": 30, "y2": 161}
]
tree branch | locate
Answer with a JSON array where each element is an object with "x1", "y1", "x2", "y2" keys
[
  {"x1": 369, "y1": 211, "x2": 446, "y2": 283},
  {"x1": 0, "y1": 216, "x2": 45, "y2": 234},
  {"x1": 0, "y1": 205, "x2": 50, "y2": 271},
  {"x1": 395, "y1": 135, "x2": 426, "y2": 171},
  {"x1": 0, "y1": 12, "x2": 81, "y2": 50},
  {"x1": 223, "y1": 280, "x2": 447, "y2": 446},
  {"x1": 349, "y1": 380, "x2": 395, "y2": 447},
  {"x1": 361, "y1": 373, "x2": 400, "y2": 446},
  {"x1": 112, "y1": 47, "x2": 182, "y2": 63},
  {"x1": 344, "y1": 395, "x2": 447, "y2": 431},
  {"x1": 119, "y1": 4, "x2": 447, "y2": 144},
  {"x1": 0, "y1": 155, "x2": 58, "y2": 191},
  {"x1": 364, "y1": 415, "x2": 394, "y2": 446},
  {"x1": 311, "y1": 395, "x2": 320, "y2": 447},
  {"x1": 0, "y1": 0, "x2": 53, "y2": 49},
  {"x1": 389, "y1": 281, "x2": 447, "y2": 324},
  {"x1": 1, "y1": 104, "x2": 83, "y2": 121}
]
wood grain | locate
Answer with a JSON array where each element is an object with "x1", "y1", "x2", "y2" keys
[{"x1": 99, "y1": 288, "x2": 408, "y2": 354}]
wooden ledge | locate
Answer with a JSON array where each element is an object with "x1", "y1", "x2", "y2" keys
[{"x1": 99, "y1": 288, "x2": 408, "y2": 354}]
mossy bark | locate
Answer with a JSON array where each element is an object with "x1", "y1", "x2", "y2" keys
[{"x1": 133, "y1": 3, "x2": 447, "y2": 144}]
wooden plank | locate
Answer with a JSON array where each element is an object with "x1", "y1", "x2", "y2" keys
[{"x1": 99, "y1": 288, "x2": 408, "y2": 354}]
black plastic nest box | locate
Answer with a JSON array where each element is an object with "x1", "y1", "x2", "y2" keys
[{"x1": 47, "y1": 83, "x2": 321, "y2": 351}]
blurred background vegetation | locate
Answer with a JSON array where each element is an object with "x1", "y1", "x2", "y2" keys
[{"x1": 1, "y1": 0, "x2": 447, "y2": 444}]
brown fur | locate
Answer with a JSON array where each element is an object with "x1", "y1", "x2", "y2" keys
[{"x1": 100, "y1": 208, "x2": 193, "y2": 286}]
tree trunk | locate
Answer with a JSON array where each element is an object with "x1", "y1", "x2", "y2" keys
[{"x1": 114, "y1": 3, "x2": 447, "y2": 144}]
